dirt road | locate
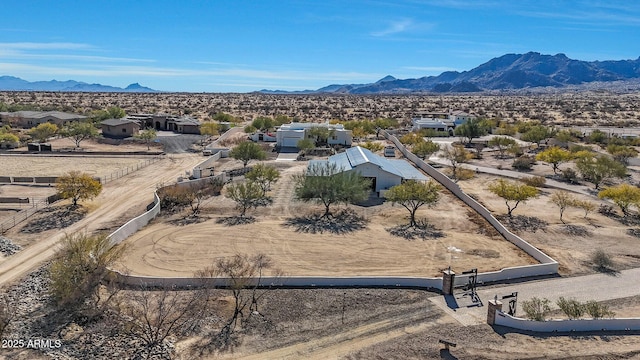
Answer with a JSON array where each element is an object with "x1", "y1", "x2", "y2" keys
[{"x1": 0, "y1": 153, "x2": 204, "y2": 287}]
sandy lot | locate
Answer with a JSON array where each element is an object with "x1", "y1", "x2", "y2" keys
[
  {"x1": 0, "y1": 154, "x2": 152, "y2": 177},
  {"x1": 118, "y1": 165, "x2": 537, "y2": 277}
]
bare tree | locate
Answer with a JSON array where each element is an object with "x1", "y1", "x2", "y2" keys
[
  {"x1": 0, "y1": 294, "x2": 14, "y2": 341},
  {"x1": 120, "y1": 283, "x2": 206, "y2": 357}
]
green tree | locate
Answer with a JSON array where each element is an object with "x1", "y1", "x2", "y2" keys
[
  {"x1": 412, "y1": 140, "x2": 440, "y2": 159},
  {"x1": 251, "y1": 116, "x2": 274, "y2": 131},
  {"x1": 213, "y1": 112, "x2": 239, "y2": 123},
  {"x1": 521, "y1": 125, "x2": 555, "y2": 146},
  {"x1": 49, "y1": 232, "x2": 125, "y2": 313},
  {"x1": 549, "y1": 191, "x2": 576, "y2": 223},
  {"x1": 294, "y1": 162, "x2": 371, "y2": 218},
  {"x1": 306, "y1": 126, "x2": 334, "y2": 146},
  {"x1": 56, "y1": 171, "x2": 103, "y2": 207},
  {"x1": 575, "y1": 154, "x2": 627, "y2": 189},
  {"x1": 0, "y1": 132, "x2": 19, "y2": 145},
  {"x1": 454, "y1": 118, "x2": 489, "y2": 145},
  {"x1": 598, "y1": 183, "x2": 640, "y2": 217},
  {"x1": 399, "y1": 132, "x2": 423, "y2": 146},
  {"x1": 588, "y1": 129, "x2": 608, "y2": 144},
  {"x1": 60, "y1": 121, "x2": 99, "y2": 148},
  {"x1": 28, "y1": 122, "x2": 58, "y2": 142},
  {"x1": 107, "y1": 106, "x2": 126, "y2": 119},
  {"x1": 385, "y1": 180, "x2": 441, "y2": 227},
  {"x1": 230, "y1": 141, "x2": 267, "y2": 168},
  {"x1": 442, "y1": 145, "x2": 473, "y2": 182},
  {"x1": 360, "y1": 141, "x2": 384, "y2": 153},
  {"x1": 200, "y1": 122, "x2": 219, "y2": 139},
  {"x1": 245, "y1": 164, "x2": 280, "y2": 195},
  {"x1": 296, "y1": 138, "x2": 315, "y2": 154},
  {"x1": 536, "y1": 146, "x2": 571, "y2": 174},
  {"x1": 488, "y1": 136, "x2": 517, "y2": 159},
  {"x1": 135, "y1": 128, "x2": 157, "y2": 150},
  {"x1": 606, "y1": 144, "x2": 638, "y2": 165},
  {"x1": 488, "y1": 179, "x2": 539, "y2": 217},
  {"x1": 521, "y1": 297, "x2": 551, "y2": 321},
  {"x1": 554, "y1": 129, "x2": 580, "y2": 145},
  {"x1": 225, "y1": 181, "x2": 270, "y2": 217}
]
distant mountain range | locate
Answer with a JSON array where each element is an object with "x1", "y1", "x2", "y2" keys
[
  {"x1": 0, "y1": 76, "x2": 158, "y2": 92},
  {"x1": 260, "y1": 52, "x2": 640, "y2": 94}
]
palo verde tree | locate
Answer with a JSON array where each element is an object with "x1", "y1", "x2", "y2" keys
[
  {"x1": 385, "y1": 180, "x2": 441, "y2": 227},
  {"x1": 536, "y1": 146, "x2": 572, "y2": 175},
  {"x1": 606, "y1": 144, "x2": 638, "y2": 165},
  {"x1": 454, "y1": 118, "x2": 489, "y2": 145},
  {"x1": 549, "y1": 190, "x2": 576, "y2": 223},
  {"x1": 305, "y1": 126, "x2": 334, "y2": 146},
  {"x1": 488, "y1": 136, "x2": 517, "y2": 159},
  {"x1": 442, "y1": 144, "x2": 473, "y2": 182},
  {"x1": 230, "y1": 141, "x2": 267, "y2": 168},
  {"x1": 488, "y1": 179, "x2": 539, "y2": 217},
  {"x1": 135, "y1": 128, "x2": 157, "y2": 150},
  {"x1": 245, "y1": 163, "x2": 280, "y2": 195},
  {"x1": 521, "y1": 125, "x2": 556, "y2": 147},
  {"x1": 60, "y1": 121, "x2": 99, "y2": 148},
  {"x1": 575, "y1": 153, "x2": 627, "y2": 189},
  {"x1": 598, "y1": 183, "x2": 640, "y2": 217},
  {"x1": 49, "y1": 232, "x2": 125, "y2": 316},
  {"x1": 412, "y1": 139, "x2": 440, "y2": 160},
  {"x1": 56, "y1": 171, "x2": 103, "y2": 207},
  {"x1": 225, "y1": 181, "x2": 270, "y2": 217},
  {"x1": 294, "y1": 162, "x2": 371, "y2": 218},
  {"x1": 199, "y1": 121, "x2": 219, "y2": 142},
  {"x1": 28, "y1": 122, "x2": 58, "y2": 142}
]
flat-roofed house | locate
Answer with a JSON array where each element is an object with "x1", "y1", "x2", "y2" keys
[
  {"x1": 308, "y1": 146, "x2": 428, "y2": 194},
  {"x1": 276, "y1": 122, "x2": 352, "y2": 148},
  {"x1": 0, "y1": 111, "x2": 87, "y2": 128},
  {"x1": 101, "y1": 118, "x2": 141, "y2": 138}
]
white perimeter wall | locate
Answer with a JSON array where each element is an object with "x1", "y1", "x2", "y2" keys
[{"x1": 495, "y1": 310, "x2": 640, "y2": 332}]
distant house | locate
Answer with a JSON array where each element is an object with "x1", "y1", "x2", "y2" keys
[
  {"x1": 276, "y1": 122, "x2": 351, "y2": 148},
  {"x1": 249, "y1": 131, "x2": 277, "y2": 142},
  {"x1": 308, "y1": 146, "x2": 428, "y2": 194},
  {"x1": 0, "y1": 111, "x2": 87, "y2": 128},
  {"x1": 126, "y1": 113, "x2": 201, "y2": 134},
  {"x1": 100, "y1": 118, "x2": 141, "y2": 138},
  {"x1": 411, "y1": 110, "x2": 476, "y2": 133}
]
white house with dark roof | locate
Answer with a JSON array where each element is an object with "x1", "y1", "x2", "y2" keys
[
  {"x1": 276, "y1": 122, "x2": 351, "y2": 148},
  {"x1": 308, "y1": 146, "x2": 428, "y2": 193}
]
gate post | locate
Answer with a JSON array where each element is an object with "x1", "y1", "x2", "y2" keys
[
  {"x1": 487, "y1": 299, "x2": 503, "y2": 325},
  {"x1": 442, "y1": 268, "x2": 455, "y2": 295}
]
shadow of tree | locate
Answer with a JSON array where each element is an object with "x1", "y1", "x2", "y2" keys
[
  {"x1": 169, "y1": 215, "x2": 209, "y2": 226},
  {"x1": 20, "y1": 206, "x2": 87, "y2": 233},
  {"x1": 386, "y1": 220, "x2": 444, "y2": 240},
  {"x1": 216, "y1": 216, "x2": 256, "y2": 226},
  {"x1": 283, "y1": 209, "x2": 368, "y2": 234}
]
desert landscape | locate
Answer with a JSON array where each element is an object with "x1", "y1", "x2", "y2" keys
[{"x1": 3, "y1": 92, "x2": 640, "y2": 360}]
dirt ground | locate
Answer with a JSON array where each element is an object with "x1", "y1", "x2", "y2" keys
[
  {"x1": 117, "y1": 160, "x2": 537, "y2": 278},
  {"x1": 0, "y1": 154, "x2": 150, "y2": 177},
  {"x1": 458, "y1": 169, "x2": 640, "y2": 276}
]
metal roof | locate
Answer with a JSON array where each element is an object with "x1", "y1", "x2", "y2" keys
[
  {"x1": 101, "y1": 118, "x2": 139, "y2": 126},
  {"x1": 308, "y1": 146, "x2": 428, "y2": 181}
]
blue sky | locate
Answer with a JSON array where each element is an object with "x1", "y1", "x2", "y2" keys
[{"x1": 1, "y1": 1, "x2": 639, "y2": 92}]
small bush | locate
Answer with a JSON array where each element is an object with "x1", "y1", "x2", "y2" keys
[
  {"x1": 591, "y1": 249, "x2": 615, "y2": 272},
  {"x1": 584, "y1": 300, "x2": 615, "y2": 319},
  {"x1": 561, "y1": 168, "x2": 578, "y2": 184},
  {"x1": 522, "y1": 297, "x2": 550, "y2": 321},
  {"x1": 512, "y1": 155, "x2": 535, "y2": 171},
  {"x1": 520, "y1": 176, "x2": 546, "y2": 188},
  {"x1": 556, "y1": 297, "x2": 584, "y2": 319}
]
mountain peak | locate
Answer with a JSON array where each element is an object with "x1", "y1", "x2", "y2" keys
[{"x1": 376, "y1": 75, "x2": 397, "y2": 83}]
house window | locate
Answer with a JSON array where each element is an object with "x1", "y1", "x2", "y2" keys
[
  {"x1": 331, "y1": 136, "x2": 337, "y2": 140},
  {"x1": 122, "y1": 128, "x2": 127, "y2": 133}
]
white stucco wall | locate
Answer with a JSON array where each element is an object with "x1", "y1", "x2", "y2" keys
[{"x1": 351, "y1": 162, "x2": 401, "y2": 192}]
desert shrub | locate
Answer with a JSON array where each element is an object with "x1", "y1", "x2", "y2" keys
[
  {"x1": 584, "y1": 300, "x2": 615, "y2": 319},
  {"x1": 158, "y1": 185, "x2": 193, "y2": 211},
  {"x1": 520, "y1": 176, "x2": 546, "y2": 188},
  {"x1": 512, "y1": 155, "x2": 535, "y2": 171},
  {"x1": 522, "y1": 297, "x2": 550, "y2": 321},
  {"x1": 569, "y1": 144, "x2": 593, "y2": 154},
  {"x1": 591, "y1": 249, "x2": 615, "y2": 272},
  {"x1": 556, "y1": 297, "x2": 584, "y2": 319},
  {"x1": 561, "y1": 168, "x2": 578, "y2": 184}
]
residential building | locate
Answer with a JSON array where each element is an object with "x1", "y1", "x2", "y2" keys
[
  {"x1": 308, "y1": 146, "x2": 428, "y2": 194},
  {"x1": 100, "y1": 118, "x2": 141, "y2": 138},
  {"x1": 276, "y1": 122, "x2": 352, "y2": 148},
  {"x1": 0, "y1": 111, "x2": 87, "y2": 128}
]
